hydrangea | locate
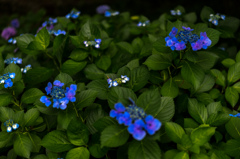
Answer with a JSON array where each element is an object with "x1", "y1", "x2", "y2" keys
[
  {"x1": 4, "y1": 57, "x2": 22, "y2": 65},
  {"x1": 8, "y1": 38, "x2": 17, "y2": 44},
  {"x1": 137, "y1": 20, "x2": 150, "y2": 27},
  {"x1": 209, "y1": 13, "x2": 225, "y2": 26},
  {"x1": 165, "y1": 26, "x2": 211, "y2": 51},
  {"x1": 110, "y1": 98, "x2": 162, "y2": 140},
  {"x1": 170, "y1": 9, "x2": 181, "y2": 16},
  {"x1": 96, "y1": 5, "x2": 110, "y2": 14},
  {"x1": 4, "y1": 119, "x2": 19, "y2": 133},
  {"x1": 105, "y1": 11, "x2": 120, "y2": 17},
  {"x1": 37, "y1": 24, "x2": 54, "y2": 33},
  {"x1": 0, "y1": 72, "x2": 15, "y2": 88},
  {"x1": 21, "y1": 65, "x2": 32, "y2": 73},
  {"x1": 40, "y1": 80, "x2": 77, "y2": 110},
  {"x1": 1, "y1": 27, "x2": 17, "y2": 40},
  {"x1": 107, "y1": 75, "x2": 129, "y2": 88},
  {"x1": 83, "y1": 39, "x2": 102, "y2": 48},
  {"x1": 11, "y1": 19, "x2": 20, "y2": 28},
  {"x1": 66, "y1": 10, "x2": 81, "y2": 19}
]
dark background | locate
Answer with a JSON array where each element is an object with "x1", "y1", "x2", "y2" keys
[{"x1": 0, "y1": 0, "x2": 239, "y2": 20}]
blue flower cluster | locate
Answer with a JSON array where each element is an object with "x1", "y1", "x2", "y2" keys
[
  {"x1": 4, "y1": 57, "x2": 22, "y2": 65},
  {"x1": 40, "y1": 80, "x2": 77, "y2": 110},
  {"x1": 42, "y1": 17, "x2": 58, "y2": 27},
  {"x1": 110, "y1": 99, "x2": 161, "y2": 140},
  {"x1": 0, "y1": 73, "x2": 15, "y2": 88},
  {"x1": 8, "y1": 38, "x2": 17, "y2": 44},
  {"x1": 170, "y1": 9, "x2": 181, "y2": 16},
  {"x1": 107, "y1": 75, "x2": 129, "y2": 88},
  {"x1": 21, "y1": 65, "x2": 32, "y2": 73},
  {"x1": 49, "y1": 29, "x2": 66, "y2": 36},
  {"x1": 83, "y1": 39, "x2": 101, "y2": 48},
  {"x1": 4, "y1": 119, "x2": 19, "y2": 133},
  {"x1": 137, "y1": 20, "x2": 150, "y2": 27},
  {"x1": 165, "y1": 26, "x2": 212, "y2": 51},
  {"x1": 66, "y1": 10, "x2": 81, "y2": 19},
  {"x1": 229, "y1": 113, "x2": 240, "y2": 118},
  {"x1": 96, "y1": 5, "x2": 110, "y2": 14},
  {"x1": 209, "y1": 13, "x2": 225, "y2": 26},
  {"x1": 105, "y1": 11, "x2": 120, "y2": 17}
]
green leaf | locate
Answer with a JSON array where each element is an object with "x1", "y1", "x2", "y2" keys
[
  {"x1": 225, "y1": 139, "x2": 240, "y2": 158},
  {"x1": 137, "y1": 89, "x2": 161, "y2": 116},
  {"x1": 93, "y1": 116, "x2": 117, "y2": 132},
  {"x1": 117, "y1": 42, "x2": 133, "y2": 54},
  {"x1": 70, "y1": 36, "x2": 84, "y2": 48},
  {"x1": 233, "y1": 82, "x2": 240, "y2": 93},
  {"x1": 13, "y1": 134, "x2": 33, "y2": 158},
  {"x1": 0, "y1": 107, "x2": 14, "y2": 122},
  {"x1": 184, "y1": 118, "x2": 199, "y2": 129},
  {"x1": 206, "y1": 112, "x2": 230, "y2": 126},
  {"x1": 227, "y1": 62, "x2": 240, "y2": 85},
  {"x1": 89, "y1": 144, "x2": 108, "y2": 158},
  {"x1": 101, "y1": 125, "x2": 129, "y2": 147},
  {"x1": 66, "y1": 147, "x2": 90, "y2": 159},
  {"x1": 16, "y1": 34, "x2": 38, "y2": 55},
  {"x1": 200, "y1": 6, "x2": 214, "y2": 22},
  {"x1": 188, "y1": 98, "x2": 208, "y2": 124},
  {"x1": 183, "y1": 12, "x2": 197, "y2": 23},
  {"x1": 57, "y1": 108, "x2": 77, "y2": 130},
  {"x1": 7, "y1": 149, "x2": 17, "y2": 159},
  {"x1": 33, "y1": 155, "x2": 48, "y2": 159},
  {"x1": 29, "y1": 133, "x2": 41, "y2": 153},
  {"x1": 191, "y1": 153, "x2": 209, "y2": 159},
  {"x1": 84, "y1": 64, "x2": 105, "y2": 80},
  {"x1": 152, "y1": 38, "x2": 171, "y2": 53},
  {"x1": 154, "y1": 97, "x2": 175, "y2": 122},
  {"x1": 53, "y1": 34, "x2": 66, "y2": 64},
  {"x1": 128, "y1": 139, "x2": 161, "y2": 159},
  {"x1": 55, "y1": 72, "x2": 73, "y2": 84},
  {"x1": 0, "y1": 132, "x2": 13, "y2": 148},
  {"x1": 35, "y1": 27, "x2": 50, "y2": 50},
  {"x1": 76, "y1": 90, "x2": 98, "y2": 110},
  {"x1": 161, "y1": 78, "x2": 179, "y2": 98},
  {"x1": 190, "y1": 126, "x2": 216, "y2": 146},
  {"x1": 210, "y1": 69, "x2": 226, "y2": 87},
  {"x1": 61, "y1": 60, "x2": 87, "y2": 76},
  {"x1": 96, "y1": 55, "x2": 111, "y2": 71},
  {"x1": 107, "y1": 87, "x2": 137, "y2": 109},
  {"x1": 194, "y1": 74, "x2": 215, "y2": 94},
  {"x1": 222, "y1": 58, "x2": 236, "y2": 68},
  {"x1": 126, "y1": 59, "x2": 139, "y2": 70},
  {"x1": 225, "y1": 87, "x2": 239, "y2": 107},
  {"x1": 0, "y1": 94, "x2": 13, "y2": 107},
  {"x1": 181, "y1": 61, "x2": 205, "y2": 91},
  {"x1": 144, "y1": 54, "x2": 172, "y2": 70},
  {"x1": 165, "y1": 122, "x2": 185, "y2": 144},
  {"x1": 206, "y1": 28, "x2": 221, "y2": 47},
  {"x1": 196, "y1": 51, "x2": 219, "y2": 71},
  {"x1": 173, "y1": 151, "x2": 189, "y2": 159},
  {"x1": 130, "y1": 66, "x2": 149, "y2": 91},
  {"x1": 87, "y1": 80, "x2": 108, "y2": 100},
  {"x1": 67, "y1": 118, "x2": 89, "y2": 146},
  {"x1": 225, "y1": 117, "x2": 240, "y2": 139},
  {"x1": 24, "y1": 108, "x2": 40, "y2": 127},
  {"x1": 4, "y1": 64, "x2": 22, "y2": 82},
  {"x1": 69, "y1": 49, "x2": 89, "y2": 61},
  {"x1": 41, "y1": 130, "x2": 75, "y2": 152},
  {"x1": 21, "y1": 88, "x2": 44, "y2": 104},
  {"x1": 80, "y1": 21, "x2": 100, "y2": 39},
  {"x1": 24, "y1": 67, "x2": 54, "y2": 85},
  {"x1": 207, "y1": 102, "x2": 222, "y2": 115}
]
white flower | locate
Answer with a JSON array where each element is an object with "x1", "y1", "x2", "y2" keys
[{"x1": 7, "y1": 126, "x2": 12, "y2": 133}]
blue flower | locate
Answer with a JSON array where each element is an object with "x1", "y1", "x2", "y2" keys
[
  {"x1": 107, "y1": 78, "x2": 113, "y2": 88},
  {"x1": 4, "y1": 57, "x2": 22, "y2": 65},
  {"x1": 118, "y1": 112, "x2": 132, "y2": 126},
  {"x1": 110, "y1": 103, "x2": 126, "y2": 119},
  {"x1": 4, "y1": 79, "x2": 13, "y2": 88},
  {"x1": 175, "y1": 41, "x2": 186, "y2": 51},
  {"x1": 170, "y1": 10, "x2": 176, "y2": 15},
  {"x1": 208, "y1": 13, "x2": 225, "y2": 25},
  {"x1": 65, "y1": 84, "x2": 77, "y2": 102},
  {"x1": 40, "y1": 96, "x2": 52, "y2": 107},
  {"x1": 221, "y1": 15, "x2": 225, "y2": 20},
  {"x1": 45, "y1": 82, "x2": 52, "y2": 95},
  {"x1": 182, "y1": 26, "x2": 194, "y2": 31},
  {"x1": 169, "y1": 27, "x2": 178, "y2": 37},
  {"x1": 7, "y1": 126, "x2": 12, "y2": 133},
  {"x1": 53, "y1": 98, "x2": 69, "y2": 110},
  {"x1": 8, "y1": 38, "x2": 17, "y2": 44},
  {"x1": 21, "y1": 65, "x2": 32, "y2": 73},
  {"x1": 128, "y1": 119, "x2": 146, "y2": 141},
  {"x1": 12, "y1": 123, "x2": 19, "y2": 130},
  {"x1": 144, "y1": 115, "x2": 161, "y2": 135},
  {"x1": 66, "y1": 10, "x2": 81, "y2": 19},
  {"x1": 121, "y1": 75, "x2": 129, "y2": 83},
  {"x1": 54, "y1": 30, "x2": 66, "y2": 36},
  {"x1": 191, "y1": 40, "x2": 203, "y2": 51},
  {"x1": 53, "y1": 80, "x2": 64, "y2": 87},
  {"x1": 170, "y1": 10, "x2": 181, "y2": 16},
  {"x1": 229, "y1": 113, "x2": 240, "y2": 118},
  {"x1": 96, "y1": 5, "x2": 110, "y2": 14},
  {"x1": 112, "y1": 81, "x2": 118, "y2": 87},
  {"x1": 105, "y1": 11, "x2": 112, "y2": 17},
  {"x1": 95, "y1": 39, "x2": 102, "y2": 44},
  {"x1": 11, "y1": 19, "x2": 20, "y2": 28},
  {"x1": 212, "y1": 19, "x2": 218, "y2": 25}
]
